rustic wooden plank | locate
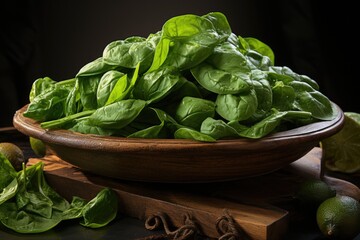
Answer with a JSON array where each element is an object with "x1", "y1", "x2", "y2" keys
[
  {"x1": 26, "y1": 147, "x2": 360, "y2": 240},
  {"x1": 28, "y1": 154, "x2": 288, "y2": 240}
]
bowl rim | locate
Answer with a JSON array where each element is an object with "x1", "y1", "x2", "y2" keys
[{"x1": 13, "y1": 103, "x2": 344, "y2": 151}]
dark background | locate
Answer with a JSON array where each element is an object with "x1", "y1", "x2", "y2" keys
[{"x1": 1, "y1": 0, "x2": 357, "y2": 127}]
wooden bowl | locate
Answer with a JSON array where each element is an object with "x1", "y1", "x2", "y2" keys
[{"x1": 13, "y1": 104, "x2": 344, "y2": 183}]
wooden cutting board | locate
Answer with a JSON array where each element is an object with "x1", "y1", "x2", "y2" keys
[{"x1": 27, "y1": 147, "x2": 360, "y2": 240}]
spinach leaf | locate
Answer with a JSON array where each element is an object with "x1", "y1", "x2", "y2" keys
[
  {"x1": 29, "y1": 77, "x2": 56, "y2": 102},
  {"x1": 97, "y1": 70, "x2": 127, "y2": 107},
  {"x1": 202, "y1": 12, "x2": 232, "y2": 40},
  {"x1": 0, "y1": 162, "x2": 70, "y2": 233},
  {"x1": 64, "y1": 79, "x2": 82, "y2": 116},
  {"x1": 271, "y1": 80, "x2": 296, "y2": 111},
  {"x1": 0, "y1": 153, "x2": 17, "y2": 189},
  {"x1": 0, "y1": 178, "x2": 18, "y2": 205},
  {"x1": 70, "y1": 118, "x2": 117, "y2": 136},
  {"x1": 269, "y1": 66, "x2": 319, "y2": 90},
  {"x1": 147, "y1": 12, "x2": 230, "y2": 72},
  {"x1": 0, "y1": 202, "x2": 64, "y2": 234},
  {"x1": 191, "y1": 62, "x2": 250, "y2": 95},
  {"x1": 78, "y1": 75, "x2": 102, "y2": 110},
  {"x1": 16, "y1": 162, "x2": 70, "y2": 216},
  {"x1": 133, "y1": 67, "x2": 181, "y2": 104},
  {"x1": 0, "y1": 154, "x2": 18, "y2": 205},
  {"x1": 215, "y1": 89, "x2": 258, "y2": 121},
  {"x1": 230, "y1": 110, "x2": 288, "y2": 139},
  {"x1": 239, "y1": 36, "x2": 275, "y2": 65},
  {"x1": 76, "y1": 57, "x2": 116, "y2": 77},
  {"x1": 174, "y1": 96, "x2": 215, "y2": 130},
  {"x1": 88, "y1": 99, "x2": 146, "y2": 129},
  {"x1": 200, "y1": 117, "x2": 239, "y2": 139},
  {"x1": 127, "y1": 121, "x2": 165, "y2": 139},
  {"x1": 289, "y1": 81, "x2": 336, "y2": 120},
  {"x1": 80, "y1": 188, "x2": 118, "y2": 228},
  {"x1": 249, "y1": 70, "x2": 273, "y2": 121},
  {"x1": 118, "y1": 107, "x2": 167, "y2": 138},
  {"x1": 105, "y1": 62, "x2": 140, "y2": 105},
  {"x1": 191, "y1": 42, "x2": 251, "y2": 95},
  {"x1": 0, "y1": 157, "x2": 118, "y2": 233},
  {"x1": 103, "y1": 36, "x2": 155, "y2": 72},
  {"x1": 209, "y1": 42, "x2": 251, "y2": 74},
  {"x1": 174, "y1": 128, "x2": 216, "y2": 142},
  {"x1": 230, "y1": 109, "x2": 312, "y2": 139},
  {"x1": 62, "y1": 196, "x2": 87, "y2": 220},
  {"x1": 23, "y1": 87, "x2": 70, "y2": 122},
  {"x1": 149, "y1": 107, "x2": 182, "y2": 133}
]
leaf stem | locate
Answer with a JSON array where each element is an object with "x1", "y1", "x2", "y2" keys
[{"x1": 41, "y1": 110, "x2": 95, "y2": 129}]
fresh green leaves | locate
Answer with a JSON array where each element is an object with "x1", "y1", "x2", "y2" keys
[
  {"x1": 175, "y1": 97, "x2": 215, "y2": 130},
  {"x1": 0, "y1": 156, "x2": 118, "y2": 234},
  {"x1": 80, "y1": 188, "x2": 118, "y2": 228},
  {"x1": 103, "y1": 36, "x2": 156, "y2": 73},
  {"x1": 88, "y1": 99, "x2": 146, "y2": 129},
  {"x1": 24, "y1": 11, "x2": 337, "y2": 142},
  {"x1": 147, "y1": 12, "x2": 231, "y2": 72}
]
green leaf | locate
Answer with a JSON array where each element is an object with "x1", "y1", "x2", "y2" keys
[
  {"x1": 243, "y1": 37, "x2": 275, "y2": 64},
  {"x1": 174, "y1": 128, "x2": 216, "y2": 142},
  {"x1": 148, "y1": 12, "x2": 230, "y2": 72},
  {"x1": 70, "y1": 118, "x2": 116, "y2": 136},
  {"x1": 76, "y1": 57, "x2": 116, "y2": 77},
  {"x1": 235, "y1": 110, "x2": 288, "y2": 139},
  {"x1": 103, "y1": 36, "x2": 155, "y2": 72},
  {"x1": 0, "y1": 161, "x2": 70, "y2": 233},
  {"x1": 175, "y1": 96, "x2": 215, "y2": 130},
  {"x1": 200, "y1": 117, "x2": 239, "y2": 139},
  {"x1": 0, "y1": 153, "x2": 17, "y2": 189},
  {"x1": 78, "y1": 75, "x2": 102, "y2": 110},
  {"x1": 108, "y1": 61, "x2": 140, "y2": 104},
  {"x1": 64, "y1": 79, "x2": 82, "y2": 116},
  {"x1": 133, "y1": 67, "x2": 181, "y2": 104},
  {"x1": 98, "y1": 71, "x2": 128, "y2": 107},
  {"x1": 271, "y1": 81, "x2": 296, "y2": 111},
  {"x1": 62, "y1": 196, "x2": 87, "y2": 220},
  {"x1": 128, "y1": 121, "x2": 165, "y2": 139},
  {"x1": 191, "y1": 62, "x2": 250, "y2": 94},
  {"x1": 0, "y1": 178, "x2": 18, "y2": 205},
  {"x1": 88, "y1": 99, "x2": 147, "y2": 129},
  {"x1": 80, "y1": 188, "x2": 118, "y2": 228},
  {"x1": 29, "y1": 77, "x2": 56, "y2": 102},
  {"x1": 215, "y1": 89, "x2": 258, "y2": 121},
  {"x1": 0, "y1": 202, "x2": 64, "y2": 234},
  {"x1": 23, "y1": 87, "x2": 70, "y2": 122},
  {"x1": 291, "y1": 81, "x2": 335, "y2": 120}
]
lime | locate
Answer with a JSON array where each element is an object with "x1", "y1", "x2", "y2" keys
[
  {"x1": 296, "y1": 179, "x2": 336, "y2": 210},
  {"x1": 320, "y1": 112, "x2": 360, "y2": 173},
  {"x1": 29, "y1": 137, "x2": 46, "y2": 157},
  {"x1": 316, "y1": 195, "x2": 360, "y2": 239},
  {"x1": 0, "y1": 142, "x2": 25, "y2": 171}
]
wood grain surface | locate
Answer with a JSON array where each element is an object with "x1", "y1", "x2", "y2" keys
[{"x1": 27, "y1": 147, "x2": 360, "y2": 240}]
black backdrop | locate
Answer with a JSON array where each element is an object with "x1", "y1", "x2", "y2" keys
[{"x1": 1, "y1": 0, "x2": 357, "y2": 127}]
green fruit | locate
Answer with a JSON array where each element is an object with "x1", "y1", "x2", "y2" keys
[
  {"x1": 321, "y1": 112, "x2": 360, "y2": 173},
  {"x1": 29, "y1": 137, "x2": 46, "y2": 157},
  {"x1": 316, "y1": 195, "x2": 360, "y2": 239},
  {"x1": 0, "y1": 142, "x2": 25, "y2": 171},
  {"x1": 296, "y1": 179, "x2": 336, "y2": 210}
]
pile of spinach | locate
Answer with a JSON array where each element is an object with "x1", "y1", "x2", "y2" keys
[
  {"x1": 0, "y1": 153, "x2": 118, "y2": 233},
  {"x1": 24, "y1": 12, "x2": 337, "y2": 142}
]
